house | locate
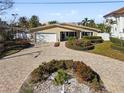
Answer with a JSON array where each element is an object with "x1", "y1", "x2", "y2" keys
[
  {"x1": 30, "y1": 23, "x2": 101, "y2": 43},
  {"x1": 104, "y1": 7, "x2": 124, "y2": 39},
  {"x1": 12, "y1": 27, "x2": 31, "y2": 40}
]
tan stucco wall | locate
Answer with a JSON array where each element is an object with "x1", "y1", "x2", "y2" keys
[{"x1": 93, "y1": 32, "x2": 98, "y2": 36}]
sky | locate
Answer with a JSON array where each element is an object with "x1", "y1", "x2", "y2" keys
[{"x1": 1, "y1": 0, "x2": 124, "y2": 23}]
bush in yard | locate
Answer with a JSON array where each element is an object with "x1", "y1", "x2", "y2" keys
[
  {"x1": 54, "y1": 42, "x2": 60, "y2": 47},
  {"x1": 83, "y1": 36, "x2": 102, "y2": 39},
  {"x1": 31, "y1": 60, "x2": 74, "y2": 83},
  {"x1": 75, "y1": 62, "x2": 102, "y2": 91},
  {"x1": 15, "y1": 39, "x2": 32, "y2": 48},
  {"x1": 110, "y1": 37, "x2": 124, "y2": 46},
  {"x1": 54, "y1": 69, "x2": 68, "y2": 85},
  {"x1": 67, "y1": 36, "x2": 77, "y2": 41},
  {"x1": 75, "y1": 62, "x2": 98, "y2": 82},
  {"x1": 111, "y1": 43, "x2": 124, "y2": 52},
  {"x1": 83, "y1": 36, "x2": 103, "y2": 43},
  {"x1": 66, "y1": 39, "x2": 94, "y2": 51},
  {"x1": 90, "y1": 39, "x2": 103, "y2": 43}
]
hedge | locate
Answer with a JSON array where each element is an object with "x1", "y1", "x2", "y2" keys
[
  {"x1": 65, "y1": 39, "x2": 94, "y2": 51},
  {"x1": 83, "y1": 36, "x2": 102, "y2": 39},
  {"x1": 90, "y1": 39, "x2": 103, "y2": 43},
  {"x1": 83, "y1": 36, "x2": 103, "y2": 43},
  {"x1": 110, "y1": 37, "x2": 124, "y2": 46},
  {"x1": 111, "y1": 44, "x2": 124, "y2": 52}
]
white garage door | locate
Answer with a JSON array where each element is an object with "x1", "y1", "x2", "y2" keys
[{"x1": 36, "y1": 33, "x2": 57, "y2": 43}]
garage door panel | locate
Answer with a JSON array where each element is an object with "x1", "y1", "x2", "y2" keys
[{"x1": 36, "y1": 33, "x2": 56, "y2": 42}]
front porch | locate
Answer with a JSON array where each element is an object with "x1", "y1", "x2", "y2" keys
[{"x1": 60, "y1": 31, "x2": 93, "y2": 41}]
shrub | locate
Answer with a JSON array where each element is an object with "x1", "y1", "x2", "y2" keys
[
  {"x1": 75, "y1": 62, "x2": 102, "y2": 91},
  {"x1": 54, "y1": 69, "x2": 68, "y2": 85},
  {"x1": 75, "y1": 62, "x2": 98, "y2": 82},
  {"x1": 83, "y1": 36, "x2": 102, "y2": 39},
  {"x1": 54, "y1": 42, "x2": 60, "y2": 47},
  {"x1": 65, "y1": 39, "x2": 94, "y2": 51},
  {"x1": 90, "y1": 39, "x2": 103, "y2": 43},
  {"x1": 111, "y1": 44, "x2": 124, "y2": 52},
  {"x1": 31, "y1": 60, "x2": 74, "y2": 83},
  {"x1": 83, "y1": 36, "x2": 103, "y2": 43},
  {"x1": 67, "y1": 36, "x2": 76, "y2": 41},
  {"x1": 110, "y1": 37, "x2": 124, "y2": 46}
]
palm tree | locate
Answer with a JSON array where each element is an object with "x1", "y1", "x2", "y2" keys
[
  {"x1": 82, "y1": 18, "x2": 90, "y2": 26},
  {"x1": 54, "y1": 69, "x2": 68, "y2": 93},
  {"x1": 88, "y1": 19, "x2": 96, "y2": 28},
  {"x1": 82, "y1": 18, "x2": 96, "y2": 28}
]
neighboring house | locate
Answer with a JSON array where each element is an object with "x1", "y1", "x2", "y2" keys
[
  {"x1": 104, "y1": 7, "x2": 124, "y2": 39},
  {"x1": 30, "y1": 23, "x2": 101, "y2": 43},
  {"x1": 12, "y1": 27, "x2": 31, "y2": 40}
]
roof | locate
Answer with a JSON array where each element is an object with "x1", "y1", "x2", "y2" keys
[
  {"x1": 30, "y1": 23, "x2": 101, "y2": 33},
  {"x1": 104, "y1": 7, "x2": 124, "y2": 17}
]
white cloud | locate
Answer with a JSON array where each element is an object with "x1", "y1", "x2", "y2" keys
[
  {"x1": 94, "y1": 14, "x2": 104, "y2": 23},
  {"x1": 11, "y1": 8, "x2": 20, "y2": 14},
  {"x1": 49, "y1": 9, "x2": 78, "y2": 20},
  {"x1": 98, "y1": 14, "x2": 103, "y2": 19},
  {"x1": 49, "y1": 13, "x2": 61, "y2": 16},
  {"x1": 65, "y1": 10, "x2": 78, "y2": 16}
]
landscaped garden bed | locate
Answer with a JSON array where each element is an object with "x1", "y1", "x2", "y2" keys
[
  {"x1": 65, "y1": 38, "x2": 94, "y2": 51},
  {"x1": 19, "y1": 60, "x2": 108, "y2": 93}
]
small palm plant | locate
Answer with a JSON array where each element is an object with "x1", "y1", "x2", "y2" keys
[
  {"x1": 54, "y1": 69, "x2": 68, "y2": 93},
  {"x1": 54, "y1": 69, "x2": 68, "y2": 85}
]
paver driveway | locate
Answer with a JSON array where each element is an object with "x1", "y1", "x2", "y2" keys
[{"x1": 0, "y1": 43, "x2": 124, "y2": 93}]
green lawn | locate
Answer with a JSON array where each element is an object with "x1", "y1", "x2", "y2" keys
[{"x1": 89, "y1": 41, "x2": 124, "y2": 61}]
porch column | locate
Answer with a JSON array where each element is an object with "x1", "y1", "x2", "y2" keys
[{"x1": 79, "y1": 31, "x2": 82, "y2": 39}]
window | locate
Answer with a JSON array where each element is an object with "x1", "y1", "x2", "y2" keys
[{"x1": 66, "y1": 32, "x2": 69, "y2": 36}]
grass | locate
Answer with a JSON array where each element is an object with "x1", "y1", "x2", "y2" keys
[{"x1": 89, "y1": 41, "x2": 124, "y2": 61}]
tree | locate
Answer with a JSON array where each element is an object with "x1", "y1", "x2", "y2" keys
[
  {"x1": 29, "y1": 15, "x2": 40, "y2": 28},
  {"x1": 0, "y1": 0, "x2": 13, "y2": 14},
  {"x1": 97, "y1": 23, "x2": 111, "y2": 33},
  {"x1": 97, "y1": 23, "x2": 106, "y2": 32},
  {"x1": 48, "y1": 20, "x2": 58, "y2": 24},
  {"x1": 106, "y1": 26, "x2": 111, "y2": 33},
  {"x1": 82, "y1": 18, "x2": 96, "y2": 28},
  {"x1": 87, "y1": 19, "x2": 96, "y2": 28},
  {"x1": 18, "y1": 16, "x2": 29, "y2": 29},
  {"x1": 82, "y1": 18, "x2": 89, "y2": 26},
  {"x1": 0, "y1": 0, "x2": 13, "y2": 41}
]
